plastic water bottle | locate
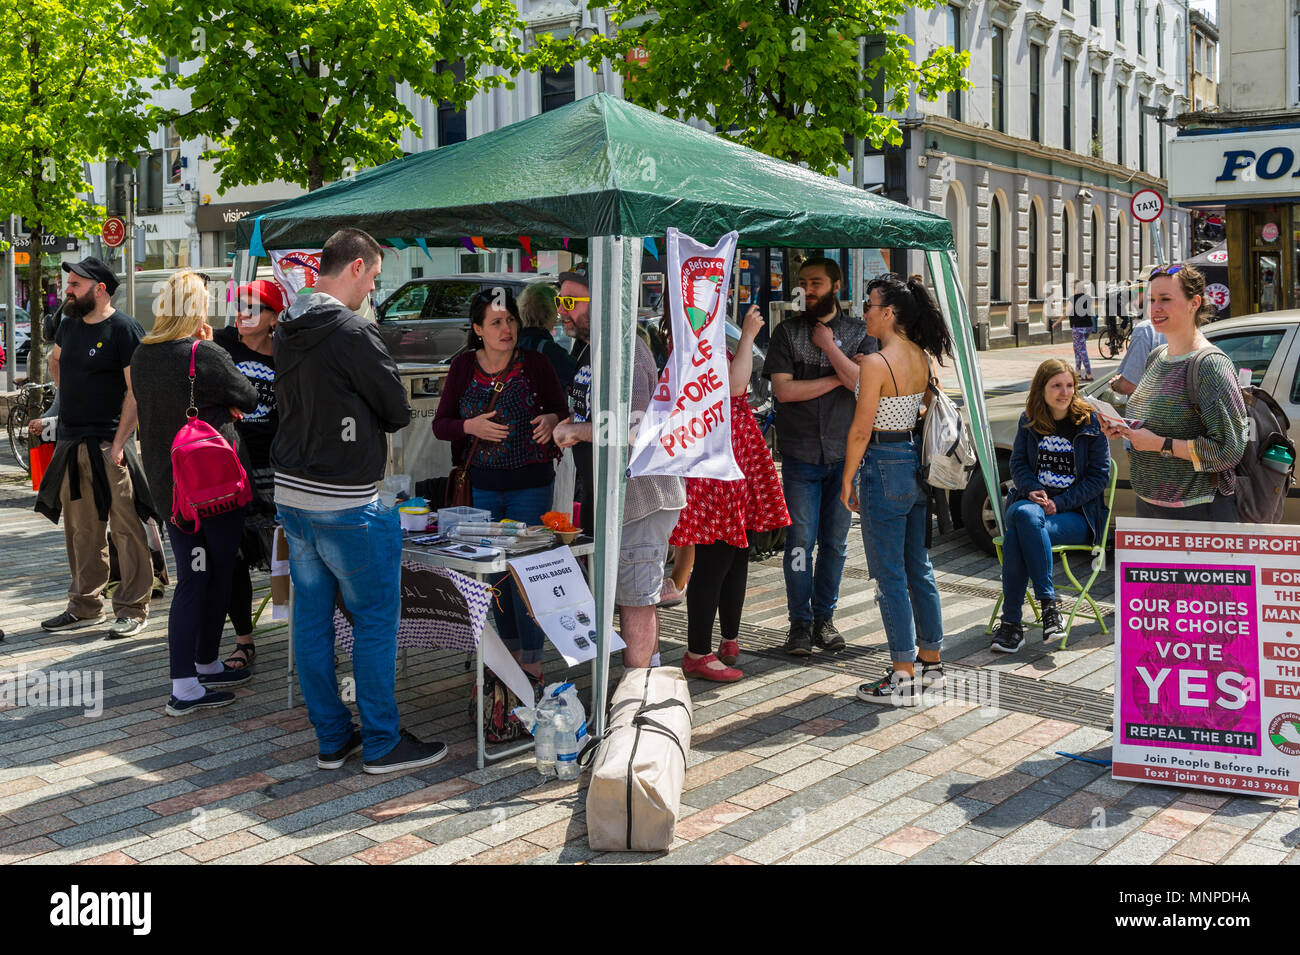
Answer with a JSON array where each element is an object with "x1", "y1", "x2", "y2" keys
[
  {"x1": 1262, "y1": 444, "x2": 1295, "y2": 474},
  {"x1": 533, "y1": 714, "x2": 557, "y2": 777},
  {"x1": 553, "y1": 707, "x2": 581, "y2": 780}
]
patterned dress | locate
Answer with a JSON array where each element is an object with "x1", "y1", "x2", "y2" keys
[{"x1": 670, "y1": 394, "x2": 790, "y2": 549}]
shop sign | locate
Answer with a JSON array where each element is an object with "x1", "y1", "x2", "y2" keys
[{"x1": 1169, "y1": 128, "x2": 1300, "y2": 202}]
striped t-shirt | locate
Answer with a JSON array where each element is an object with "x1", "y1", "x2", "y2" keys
[{"x1": 1125, "y1": 348, "x2": 1249, "y2": 507}]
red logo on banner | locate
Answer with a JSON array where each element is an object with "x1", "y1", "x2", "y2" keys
[{"x1": 680, "y1": 256, "x2": 725, "y2": 336}]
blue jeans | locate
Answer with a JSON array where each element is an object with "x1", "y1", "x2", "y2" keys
[
  {"x1": 278, "y1": 501, "x2": 401, "y2": 761},
  {"x1": 781, "y1": 455, "x2": 854, "y2": 625},
  {"x1": 473, "y1": 482, "x2": 553, "y2": 665},
  {"x1": 859, "y1": 440, "x2": 944, "y2": 662},
  {"x1": 1000, "y1": 498, "x2": 1090, "y2": 623}
]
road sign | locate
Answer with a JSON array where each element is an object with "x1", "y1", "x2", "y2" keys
[
  {"x1": 1131, "y1": 189, "x2": 1164, "y2": 223},
  {"x1": 102, "y1": 217, "x2": 126, "y2": 248},
  {"x1": 14, "y1": 252, "x2": 29, "y2": 266}
]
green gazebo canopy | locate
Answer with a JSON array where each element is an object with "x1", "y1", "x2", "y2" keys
[{"x1": 235, "y1": 93, "x2": 955, "y2": 252}]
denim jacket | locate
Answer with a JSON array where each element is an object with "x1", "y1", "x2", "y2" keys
[{"x1": 1006, "y1": 411, "x2": 1111, "y2": 545}]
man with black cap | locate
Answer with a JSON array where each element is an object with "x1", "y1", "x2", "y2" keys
[{"x1": 34, "y1": 256, "x2": 155, "y2": 637}]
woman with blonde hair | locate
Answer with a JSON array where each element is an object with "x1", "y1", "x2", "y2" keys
[
  {"x1": 130, "y1": 270, "x2": 260, "y2": 715},
  {"x1": 990, "y1": 358, "x2": 1109, "y2": 653}
]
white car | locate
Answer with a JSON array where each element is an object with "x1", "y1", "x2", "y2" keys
[{"x1": 961, "y1": 312, "x2": 1300, "y2": 554}]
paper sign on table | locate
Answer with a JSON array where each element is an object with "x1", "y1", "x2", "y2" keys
[{"x1": 508, "y1": 547, "x2": 626, "y2": 666}]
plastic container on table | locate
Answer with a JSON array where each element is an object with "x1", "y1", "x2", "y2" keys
[{"x1": 437, "y1": 506, "x2": 490, "y2": 537}]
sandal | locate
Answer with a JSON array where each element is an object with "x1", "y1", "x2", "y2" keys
[
  {"x1": 682, "y1": 652, "x2": 742, "y2": 683},
  {"x1": 225, "y1": 641, "x2": 256, "y2": 671}
]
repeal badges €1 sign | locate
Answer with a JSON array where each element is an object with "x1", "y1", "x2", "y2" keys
[{"x1": 1112, "y1": 518, "x2": 1300, "y2": 797}]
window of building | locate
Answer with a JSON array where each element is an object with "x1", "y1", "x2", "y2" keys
[
  {"x1": 947, "y1": 4, "x2": 963, "y2": 121},
  {"x1": 991, "y1": 25, "x2": 1005, "y2": 133},
  {"x1": 991, "y1": 198, "x2": 1003, "y2": 301},
  {"x1": 436, "y1": 60, "x2": 467, "y2": 146},
  {"x1": 1137, "y1": 1, "x2": 1145, "y2": 56},
  {"x1": 1029, "y1": 44, "x2": 1042, "y2": 143},
  {"x1": 1156, "y1": 8, "x2": 1164, "y2": 68},
  {"x1": 541, "y1": 63, "x2": 576, "y2": 113},
  {"x1": 1029, "y1": 205, "x2": 1041, "y2": 299},
  {"x1": 1207, "y1": 40, "x2": 1216, "y2": 81},
  {"x1": 1091, "y1": 72, "x2": 1102, "y2": 154},
  {"x1": 1063, "y1": 0, "x2": 1072, "y2": 11},
  {"x1": 1116, "y1": 2, "x2": 1123, "y2": 42},
  {"x1": 1063, "y1": 59, "x2": 1074, "y2": 151},
  {"x1": 1194, "y1": 34, "x2": 1202, "y2": 73},
  {"x1": 1090, "y1": 0, "x2": 1099, "y2": 28},
  {"x1": 165, "y1": 125, "x2": 181, "y2": 185},
  {"x1": 1117, "y1": 84, "x2": 1126, "y2": 166},
  {"x1": 1138, "y1": 94, "x2": 1148, "y2": 172}
]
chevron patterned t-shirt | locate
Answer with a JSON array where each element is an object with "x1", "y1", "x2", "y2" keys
[{"x1": 1036, "y1": 418, "x2": 1079, "y2": 495}]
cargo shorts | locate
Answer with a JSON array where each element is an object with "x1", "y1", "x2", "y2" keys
[{"x1": 616, "y1": 507, "x2": 682, "y2": 607}]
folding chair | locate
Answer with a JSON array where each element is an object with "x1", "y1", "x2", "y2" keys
[{"x1": 985, "y1": 465, "x2": 1118, "y2": 650}]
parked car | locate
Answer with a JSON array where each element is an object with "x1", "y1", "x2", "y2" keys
[
  {"x1": 0, "y1": 305, "x2": 31, "y2": 366},
  {"x1": 111, "y1": 266, "x2": 278, "y2": 332},
  {"x1": 375, "y1": 273, "x2": 554, "y2": 364},
  {"x1": 960, "y1": 312, "x2": 1300, "y2": 554}
]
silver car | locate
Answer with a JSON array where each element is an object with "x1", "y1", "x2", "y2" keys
[{"x1": 961, "y1": 312, "x2": 1300, "y2": 554}]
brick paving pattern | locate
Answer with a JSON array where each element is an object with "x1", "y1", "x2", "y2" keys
[{"x1": 3, "y1": 340, "x2": 1298, "y2": 864}]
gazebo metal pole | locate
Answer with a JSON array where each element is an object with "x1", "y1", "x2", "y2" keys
[
  {"x1": 588, "y1": 235, "x2": 640, "y2": 733},
  {"x1": 926, "y1": 249, "x2": 1005, "y2": 537}
]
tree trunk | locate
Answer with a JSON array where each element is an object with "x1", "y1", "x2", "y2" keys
[
  {"x1": 307, "y1": 154, "x2": 324, "y2": 192},
  {"x1": 26, "y1": 223, "x2": 45, "y2": 386}
]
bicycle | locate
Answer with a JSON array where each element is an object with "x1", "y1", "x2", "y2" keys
[
  {"x1": 1096, "y1": 316, "x2": 1132, "y2": 360},
  {"x1": 7, "y1": 380, "x2": 56, "y2": 473}
]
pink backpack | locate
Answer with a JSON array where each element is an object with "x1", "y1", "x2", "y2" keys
[{"x1": 170, "y1": 340, "x2": 252, "y2": 527}]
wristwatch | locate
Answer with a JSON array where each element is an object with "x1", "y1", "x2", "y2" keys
[{"x1": 1160, "y1": 437, "x2": 1174, "y2": 458}]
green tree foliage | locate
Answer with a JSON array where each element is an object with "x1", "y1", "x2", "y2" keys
[
  {"x1": 543, "y1": 0, "x2": 968, "y2": 177},
  {"x1": 138, "y1": 0, "x2": 527, "y2": 192},
  {"x1": 0, "y1": 0, "x2": 158, "y2": 381}
]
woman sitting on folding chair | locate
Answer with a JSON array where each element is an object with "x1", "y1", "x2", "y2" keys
[{"x1": 990, "y1": 359, "x2": 1110, "y2": 654}]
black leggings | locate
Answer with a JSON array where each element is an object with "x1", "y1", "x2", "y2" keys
[
  {"x1": 228, "y1": 555, "x2": 253, "y2": 636},
  {"x1": 686, "y1": 540, "x2": 750, "y2": 655}
]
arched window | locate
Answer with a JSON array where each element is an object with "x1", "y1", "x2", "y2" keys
[
  {"x1": 944, "y1": 181, "x2": 969, "y2": 296},
  {"x1": 1029, "y1": 202, "x2": 1042, "y2": 299},
  {"x1": 990, "y1": 198, "x2": 1004, "y2": 301},
  {"x1": 1091, "y1": 207, "x2": 1105, "y2": 292},
  {"x1": 1062, "y1": 200, "x2": 1078, "y2": 289}
]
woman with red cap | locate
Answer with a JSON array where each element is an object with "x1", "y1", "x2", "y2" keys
[{"x1": 213, "y1": 278, "x2": 286, "y2": 673}]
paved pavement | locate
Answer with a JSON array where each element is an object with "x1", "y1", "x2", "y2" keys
[{"x1": 2, "y1": 342, "x2": 1298, "y2": 865}]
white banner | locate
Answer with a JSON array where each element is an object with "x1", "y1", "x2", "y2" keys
[
  {"x1": 270, "y1": 249, "x2": 321, "y2": 305},
  {"x1": 628, "y1": 228, "x2": 742, "y2": 480}
]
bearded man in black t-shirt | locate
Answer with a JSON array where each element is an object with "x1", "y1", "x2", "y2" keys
[{"x1": 34, "y1": 257, "x2": 154, "y2": 638}]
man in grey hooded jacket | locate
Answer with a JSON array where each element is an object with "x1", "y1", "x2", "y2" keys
[{"x1": 273, "y1": 228, "x2": 446, "y2": 775}]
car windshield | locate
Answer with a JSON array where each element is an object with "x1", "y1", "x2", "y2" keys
[{"x1": 382, "y1": 281, "x2": 509, "y2": 320}]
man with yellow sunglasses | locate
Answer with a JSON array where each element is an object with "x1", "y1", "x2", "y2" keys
[{"x1": 552, "y1": 269, "x2": 686, "y2": 670}]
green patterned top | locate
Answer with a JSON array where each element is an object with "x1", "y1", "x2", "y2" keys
[{"x1": 1125, "y1": 348, "x2": 1249, "y2": 507}]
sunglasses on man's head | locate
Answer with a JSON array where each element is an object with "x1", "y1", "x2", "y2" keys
[
  {"x1": 557, "y1": 295, "x2": 590, "y2": 310},
  {"x1": 1150, "y1": 264, "x2": 1184, "y2": 277}
]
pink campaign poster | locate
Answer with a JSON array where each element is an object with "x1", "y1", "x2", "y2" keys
[{"x1": 1119, "y1": 563, "x2": 1261, "y2": 756}]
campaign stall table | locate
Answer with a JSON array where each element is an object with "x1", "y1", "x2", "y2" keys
[{"x1": 284, "y1": 535, "x2": 595, "y2": 769}]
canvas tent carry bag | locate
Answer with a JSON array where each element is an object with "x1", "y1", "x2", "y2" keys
[{"x1": 584, "y1": 667, "x2": 693, "y2": 851}]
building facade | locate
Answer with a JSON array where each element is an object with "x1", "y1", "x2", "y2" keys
[
  {"x1": 1170, "y1": 0, "x2": 1300, "y2": 316},
  {"x1": 892, "y1": 0, "x2": 1191, "y2": 347}
]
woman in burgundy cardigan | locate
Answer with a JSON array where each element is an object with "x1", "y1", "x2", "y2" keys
[{"x1": 433, "y1": 288, "x2": 568, "y2": 679}]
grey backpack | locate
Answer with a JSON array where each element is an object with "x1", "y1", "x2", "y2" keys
[{"x1": 1154, "y1": 344, "x2": 1296, "y2": 524}]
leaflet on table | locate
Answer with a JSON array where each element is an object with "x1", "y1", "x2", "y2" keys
[
  {"x1": 508, "y1": 547, "x2": 626, "y2": 666},
  {"x1": 1111, "y1": 518, "x2": 1300, "y2": 798}
]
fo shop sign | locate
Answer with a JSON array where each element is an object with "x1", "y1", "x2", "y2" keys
[{"x1": 1169, "y1": 129, "x2": 1300, "y2": 202}]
